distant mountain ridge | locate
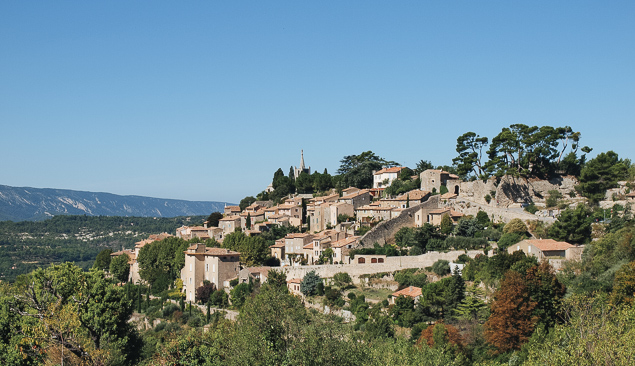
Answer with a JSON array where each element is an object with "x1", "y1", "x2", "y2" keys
[{"x1": 0, "y1": 185, "x2": 232, "y2": 221}]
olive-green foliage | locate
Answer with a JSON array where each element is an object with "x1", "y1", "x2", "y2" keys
[
  {"x1": 524, "y1": 203, "x2": 539, "y2": 214},
  {"x1": 440, "y1": 214, "x2": 454, "y2": 235},
  {"x1": 0, "y1": 215, "x2": 206, "y2": 282},
  {"x1": 546, "y1": 190, "x2": 563, "y2": 208},
  {"x1": 11, "y1": 263, "x2": 140, "y2": 365},
  {"x1": 462, "y1": 251, "x2": 538, "y2": 285},
  {"x1": 524, "y1": 295, "x2": 635, "y2": 366},
  {"x1": 138, "y1": 236, "x2": 192, "y2": 292},
  {"x1": 337, "y1": 151, "x2": 399, "y2": 189},
  {"x1": 93, "y1": 249, "x2": 113, "y2": 270},
  {"x1": 445, "y1": 236, "x2": 489, "y2": 250},
  {"x1": 110, "y1": 253, "x2": 130, "y2": 283},
  {"x1": 548, "y1": 204, "x2": 593, "y2": 244},
  {"x1": 496, "y1": 232, "x2": 524, "y2": 251},
  {"x1": 238, "y1": 196, "x2": 256, "y2": 211},
  {"x1": 385, "y1": 178, "x2": 421, "y2": 197},
  {"x1": 394, "y1": 268, "x2": 428, "y2": 289},
  {"x1": 503, "y1": 218, "x2": 528, "y2": 235},
  {"x1": 229, "y1": 283, "x2": 251, "y2": 308},
  {"x1": 221, "y1": 231, "x2": 270, "y2": 266},
  {"x1": 431, "y1": 260, "x2": 450, "y2": 276},
  {"x1": 332, "y1": 272, "x2": 353, "y2": 288},
  {"x1": 476, "y1": 210, "x2": 491, "y2": 227},
  {"x1": 578, "y1": 151, "x2": 630, "y2": 204},
  {"x1": 454, "y1": 217, "x2": 483, "y2": 237}
]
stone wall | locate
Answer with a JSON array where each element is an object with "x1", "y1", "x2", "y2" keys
[
  {"x1": 458, "y1": 175, "x2": 579, "y2": 208},
  {"x1": 356, "y1": 195, "x2": 440, "y2": 248},
  {"x1": 281, "y1": 249, "x2": 485, "y2": 283},
  {"x1": 442, "y1": 198, "x2": 557, "y2": 224}
]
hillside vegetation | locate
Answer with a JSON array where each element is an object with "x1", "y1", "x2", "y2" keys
[{"x1": 0, "y1": 215, "x2": 205, "y2": 282}]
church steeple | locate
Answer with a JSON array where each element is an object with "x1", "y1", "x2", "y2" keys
[
  {"x1": 294, "y1": 150, "x2": 311, "y2": 180},
  {"x1": 300, "y1": 150, "x2": 305, "y2": 170}
]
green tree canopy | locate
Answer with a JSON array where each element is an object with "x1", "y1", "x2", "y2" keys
[
  {"x1": 337, "y1": 151, "x2": 399, "y2": 189},
  {"x1": 109, "y1": 253, "x2": 130, "y2": 283},
  {"x1": 578, "y1": 151, "x2": 630, "y2": 204}
]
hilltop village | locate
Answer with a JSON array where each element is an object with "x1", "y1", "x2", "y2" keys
[
  {"x1": 6, "y1": 126, "x2": 635, "y2": 365},
  {"x1": 115, "y1": 151, "x2": 600, "y2": 303}
]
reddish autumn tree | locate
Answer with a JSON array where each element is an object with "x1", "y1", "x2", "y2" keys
[
  {"x1": 417, "y1": 321, "x2": 463, "y2": 350},
  {"x1": 484, "y1": 271, "x2": 537, "y2": 354}
]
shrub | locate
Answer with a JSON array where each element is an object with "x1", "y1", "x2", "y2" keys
[
  {"x1": 431, "y1": 260, "x2": 451, "y2": 276},
  {"x1": 503, "y1": 218, "x2": 528, "y2": 234},
  {"x1": 524, "y1": 204, "x2": 538, "y2": 214},
  {"x1": 485, "y1": 194, "x2": 492, "y2": 204},
  {"x1": 162, "y1": 303, "x2": 180, "y2": 318},
  {"x1": 497, "y1": 232, "x2": 524, "y2": 251}
]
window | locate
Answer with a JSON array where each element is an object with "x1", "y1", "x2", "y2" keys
[
  {"x1": 189, "y1": 263, "x2": 192, "y2": 271},
  {"x1": 378, "y1": 258, "x2": 384, "y2": 263},
  {"x1": 189, "y1": 277, "x2": 192, "y2": 284},
  {"x1": 206, "y1": 263, "x2": 209, "y2": 272}
]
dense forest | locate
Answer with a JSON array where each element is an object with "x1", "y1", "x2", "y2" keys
[{"x1": 0, "y1": 215, "x2": 205, "y2": 282}]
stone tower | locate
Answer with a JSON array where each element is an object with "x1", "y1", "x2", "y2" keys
[{"x1": 294, "y1": 150, "x2": 311, "y2": 179}]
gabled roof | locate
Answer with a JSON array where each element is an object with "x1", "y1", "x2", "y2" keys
[
  {"x1": 287, "y1": 278, "x2": 302, "y2": 284},
  {"x1": 397, "y1": 189, "x2": 430, "y2": 201},
  {"x1": 185, "y1": 245, "x2": 240, "y2": 256},
  {"x1": 219, "y1": 215, "x2": 241, "y2": 221},
  {"x1": 440, "y1": 192, "x2": 458, "y2": 199},
  {"x1": 524, "y1": 239, "x2": 574, "y2": 251},
  {"x1": 428, "y1": 208, "x2": 464, "y2": 217},
  {"x1": 331, "y1": 236, "x2": 360, "y2": 248},
  {"x1": 374, "y1": 166, "x2": 405, "y2": 175},
  {"x1": 391, "y1": 286, "x2": 423, "y2": 298}
]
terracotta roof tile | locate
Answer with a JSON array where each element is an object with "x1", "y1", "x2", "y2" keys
[
  {"x1": 391, "y1": 286, "x2": 423, "y2": 298},
  {"x1": 525, "y1": 239, "x2": 574, "y2": 251}
]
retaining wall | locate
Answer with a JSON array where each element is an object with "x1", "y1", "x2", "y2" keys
[
  {"x1": 281, "y1": 249, "x2": 484, "y2": 283},
  {"x1": 356, "y1": 195, "x2": 440, "y2": 248}
]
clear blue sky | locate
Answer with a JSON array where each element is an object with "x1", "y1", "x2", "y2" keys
[{"x1": 1, "y1": 1, "x2": 633, "y2": 204}]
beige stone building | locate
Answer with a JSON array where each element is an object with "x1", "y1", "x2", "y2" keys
[
  {"x1": 181, "y1": 244, "x2": 240, "y2": 302},
  {"x1": 355, "y1": 204, "x2": 395, "y2": 223},
  {"x1": 427, "y1": 208, "x2": 464, "y2": 226},
  {"x1": 224, "y1": 205, "x2": 241, "y2": 216},
  {"x1": 338, "y1": 189, "x2": 372, "y2": 209},
  {"x1": 269, "y1": 233, "x2": 315, "y2": 266},
  {"x1": 218, "y1": 215, "x2": 241, "y2": 236},
  {"x1": 331, "y1": 236, "x2": 359, "y2": 264},
  {"x1": 508, "y1": 239, "x2": 583, "y2": 261},
  {"x1": 420, "y1": 169, "x2": 461, "y2": 195}
]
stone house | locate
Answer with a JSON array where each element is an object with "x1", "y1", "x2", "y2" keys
[
  {"x1": 508, "y1": 239, "x2": 583, "y2": 262},
  {"x1": 218, "y1": 215, "x2": 241, "y2": 236},
  {"x1": 269, "y1": 233, "x2": 315, "y2": 266},
  {"x1": 355, "y1": 204, "x2": 394, "y2": 223},
  {"x1": 305, "y1": 230, "x2": 349, "y2": 264},
  {"x1": 240, "y1": 209, "x2": 265, "y2": 230},
  {"x1": 330, "y1": 236, "x2": 359, "y2": 264},
  {"x1": 341, "y1": 187, "x2": 361, "y2": 196},
  {"x1": 390, "y1": 286, "x2": 423, "y2": 305},
  {"x1": 427, "y1": 208, "x2": 464, "y2": 226},
  {"x1": 181, "y1": 244, "x2": 241, "y2": 302},
  {"x1": 238, "y1": 266, "x2": 271, "y2": 284},
  {"x1": 338, "y1": 189, "x2": 372, "y2": 209},
  {"x1": 287, "y1": 278, "x2": 302, "y2": 295},
  {"x1": 420, "y1": 169, "x2": 461, "y2": 195},
  {"x1": 373, "y1": 167, "x2": 405, "y2": 189},
  {"x1": 627, "y1": 192, "x2": 635, "y2": 201},
  {"x1": 224, "y1": 205, "x2": 241, "y2": 216}
]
